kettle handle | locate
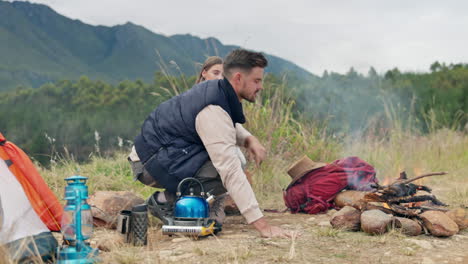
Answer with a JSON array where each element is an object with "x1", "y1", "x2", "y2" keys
[{"x1": 176, "y1": 177, "x2": 205, "y2": 197}]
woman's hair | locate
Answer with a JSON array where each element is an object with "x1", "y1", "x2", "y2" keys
[{"x1": 195, "y1": 56, "x2": 224, "y2": 84}]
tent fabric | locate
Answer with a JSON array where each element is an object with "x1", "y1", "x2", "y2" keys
[
  {"x1": 0, "y1": 158, "x2": 50, "y2": 244},
  {"x1": 0, "y1": 133, "x2": 63, "y2": 232}
]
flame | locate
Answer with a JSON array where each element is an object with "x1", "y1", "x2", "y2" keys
[
  {"x1": 413, "y1": 167, "x2": 424, "y2": 184},
  {"x1": 381, "y1": 166, "x2": 403, "y2": 185},
  {"x1": 382, "y1": 177, "x2": 392, "y2": 186}
]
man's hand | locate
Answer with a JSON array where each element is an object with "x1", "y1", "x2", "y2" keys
[
  {"x1": 251, "y1": 217, "x2": 294, "y2": 238},
  {"x1": 244, "y1": 136, "x2": 266, "y2": 167}
]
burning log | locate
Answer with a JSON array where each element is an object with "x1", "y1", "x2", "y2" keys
[
  {"x1": 391, "y1": 172, "x2": 447, "y2": 186},
  {"x1": 365, "y1": 171, "x2": 447, "y2": 206},
  {"x1": 330, "y1": 171, "x2": 462, "y2": 237}
]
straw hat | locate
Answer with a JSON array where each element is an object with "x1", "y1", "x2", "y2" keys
[{"x1": 286, "y1": 156, "x2": 327, "y2": 188}]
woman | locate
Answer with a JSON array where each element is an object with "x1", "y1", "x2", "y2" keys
[{"x1": 195, "y1": 56, "x2": 224, "y2": 84}]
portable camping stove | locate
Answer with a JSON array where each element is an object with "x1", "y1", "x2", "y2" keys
[{"x1": 159, "y1": 178, "x2": 221, "y2": 237}]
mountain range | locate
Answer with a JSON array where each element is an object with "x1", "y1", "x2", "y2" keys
[{"x1": 0, "y1": 0, "x2": 312, "y2": 91}]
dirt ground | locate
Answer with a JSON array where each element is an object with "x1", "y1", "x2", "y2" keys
[{"x1": 96, "y1": 210, "x2": 468, "y2": 264}]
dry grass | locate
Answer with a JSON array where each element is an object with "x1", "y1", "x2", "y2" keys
[
  {"x1": 21, "y1": 126, "x2": 466, "y2": 264},
  {"x1": 4, "y1": 79, "x2": 468, "y2": 263},
  {"x1": 342, "y1": 128, "x2": 468, "y2": 207}
]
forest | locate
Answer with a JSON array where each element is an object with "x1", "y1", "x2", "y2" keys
[{"x1": 0, "y1": 62, "x2": 466, "y2": 165}]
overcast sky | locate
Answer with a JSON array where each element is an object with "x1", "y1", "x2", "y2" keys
[{"x1": 20, "y1": 0, "x2": 468, "y2": 75}]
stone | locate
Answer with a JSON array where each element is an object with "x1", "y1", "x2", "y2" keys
[
  {"x1": 405, "y1": 238, "x2": 433, "y2": 249},
  {"x1": 360, "y1": 209, "x2": 393, "y2": 235},
  {"x1": 330, "y1": 206, "x2": 361, "y2": 231},
  {"x1": 446, "y1": 208, "x2": 468, "y2": 231},
  {"x1": 420, "y1": 211, "x2": 459, "y2": 237},
  {"x1": 90, "y1": 230, "x2": 124, "y2": 252},
  {"x1": 89, "y1": 191, "x2": 145, "y2": 229},
  {"x1": 394, "y1": 217, "x2": 422, "y2": 236},
  {"x1": 318, "y1": 221, "x2": 332, "y2": 227},
  {"x1": 334, "y1": 191, "x2": 367, "y2": 209}
]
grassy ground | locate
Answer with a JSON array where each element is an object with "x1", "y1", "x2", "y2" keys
[
  {"x1": 22, "y1": 126, "x2": 466, "y2": 264},
  {"x1": 2, "y1": 88, "x2": 468, "y2": 263}
]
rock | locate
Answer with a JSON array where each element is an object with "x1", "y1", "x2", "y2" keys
[
  {"x1": 318, "y1": 221, "x2": 332, "y2": 227},
  {"x1": 394, "y1": 217, "x2": 422, "y2": 236},
  {"x1": 334, "y1": 191, "x2": 367, "y2": 209},
  {"x1": 405, "y1": 238, "x2": 433, "y2": 249},
  {"x1": 420, "y1": 211, "x2": 459, "y2": 237},
  {"x1": 360, "y1": 209, "x2": 393, "y2": 235},
  {"x1": 89, "y1": 191, "x2": 145, "y2": 229},
  {"x1": 446, "y1": 208, "x2": 468, "y2": 231},
  {"x1": 94, "y1": 232, "x2": 124, "y2": 252},
  {"x1": 330, "y1": 206, "x2": 361, "y2": 231}
]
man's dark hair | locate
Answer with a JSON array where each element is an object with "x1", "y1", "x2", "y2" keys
[{"x1": 223, "y1": 49, "x2": 268, "y2": 78}]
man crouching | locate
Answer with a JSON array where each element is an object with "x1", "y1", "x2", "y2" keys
[{"x1": 129, "y1": 49, "x2": 292, "y2": 238}]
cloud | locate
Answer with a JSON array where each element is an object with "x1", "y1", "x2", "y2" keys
[{"x1": 18, "y1": 0, "x2": 468, "y2": 74}]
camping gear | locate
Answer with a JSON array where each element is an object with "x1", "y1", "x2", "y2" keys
[
  {"x1": 57, "y1": 175, "x2": 99, "y2": 264},
  {"x1": 117, "y1": 205, "x2": 148, "y2": 246},
  {"x1": 286, "y1": 155, "x2": 327, "y2": 188},
  {"x1": 0, "y1": 133, "x2": 63, "y2": 231},
  {"x1": 159, "y1": 178, "x2": 220, "y2": 237},
  {"x1": 1, "y1": 133, "x2": 60, "y2": 262},
  {"x1": 284, "y1": 156, "x2": 378, "y2": 214}
]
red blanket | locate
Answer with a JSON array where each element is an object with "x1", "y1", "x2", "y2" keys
[{"x1": 284, "y1": 156, "x2": 378, "y2": 214}]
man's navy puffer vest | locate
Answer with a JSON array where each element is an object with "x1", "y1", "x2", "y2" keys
[{"x1": 134, "y1": 78, "x2": 245, "y2": 193}]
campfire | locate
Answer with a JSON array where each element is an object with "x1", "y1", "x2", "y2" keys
[{"x1": 330, "y1": 171, "x2": 467, "y2": 237}]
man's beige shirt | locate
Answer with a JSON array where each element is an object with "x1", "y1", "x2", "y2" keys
[{"x1": 195, "y1": 105, "x2": 263, "y2": 224}]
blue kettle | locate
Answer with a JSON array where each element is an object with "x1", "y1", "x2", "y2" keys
[{"x1": 173, "y1": 178, "x2": 210, "y2": 219}]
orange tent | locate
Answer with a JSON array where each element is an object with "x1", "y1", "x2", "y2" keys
[{"x1": 0, "y1": 133, "x2": 62, "y2": 232}]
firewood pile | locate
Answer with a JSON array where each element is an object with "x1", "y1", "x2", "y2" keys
[{"x1": 330, "y1": 171, "x2": 468, "y2": 237}]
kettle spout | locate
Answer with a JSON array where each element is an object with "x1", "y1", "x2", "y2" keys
[{"x1": 206, "y1": 194, "x2": 215, "y2": 205}]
